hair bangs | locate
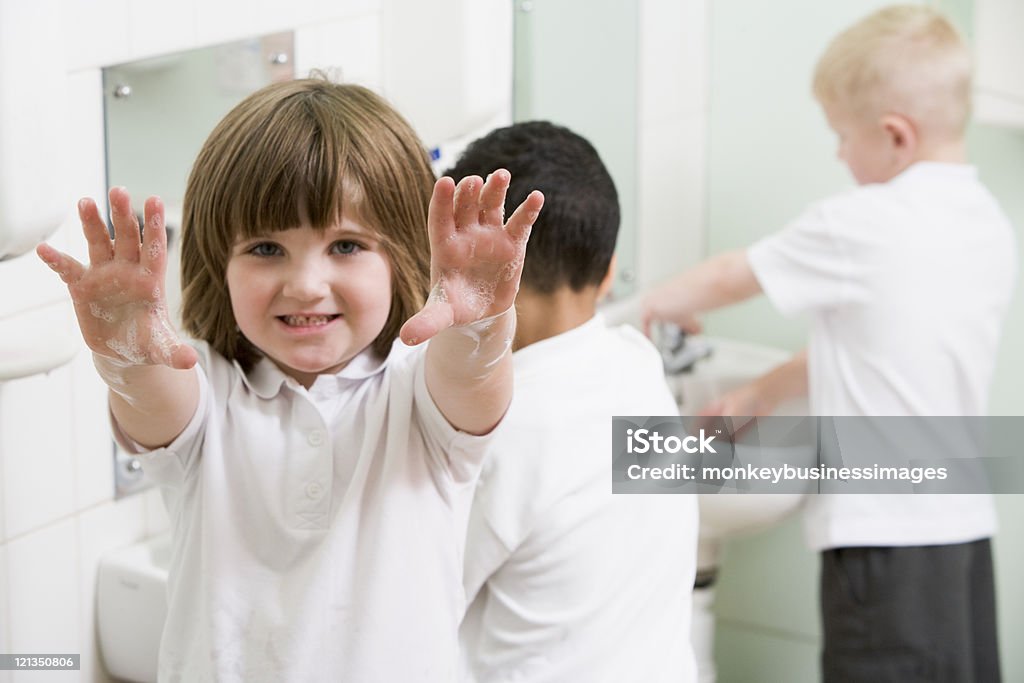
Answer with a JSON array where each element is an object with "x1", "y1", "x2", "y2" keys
[{"x1": 221, "y1": 93, "x2": 372, "y2": 242}]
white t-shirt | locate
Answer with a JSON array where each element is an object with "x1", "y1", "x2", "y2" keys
[
  {"x1": 460, "y1": 316, "x2": 698, "y2": 683},
  {"x1": 119, "y1": 339, "x2": 490, "y2": 682},
  {"x1": 748, "y1": 162, "x2": 1017, "y2": 551}
]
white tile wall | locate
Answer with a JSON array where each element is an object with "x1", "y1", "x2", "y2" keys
[
  {"x1": 127, "y1": 0, "x2": 200, "y2": 63},
  {"x1": 294, "y1": 15, "x2": 383, "y2": 88},
  {"x1": 0, "y1": 367, "x2": 77, "y2": 540},
  {"x1": 60, "y1": 0, "x2": 132, "y2": 71},
  {"x1": 70, "y1": 352, "x2": 116, "y2": 509},
  {"x1": 194, "y1": 0, "x2": 266, "y2": 48},
  {"x1": 0, "y1": 544, "x2": 10, "y2": 683},
  {"x1": 2, "y1": 3, "x2": 388, "y2": 681},
  {"x1": 638, "y1": 0, "x2": 708, "y2": 123},
  {"x1": 65, "y1": 69, "x2": 111, "y2": 244},
  {"x1": 635, "y1": 114, "x2": 708, "y2": 289},
  {"x1": 634, "y1": 0, "x2": 709, "y2": 291},
  {"x1": 6, "y1": 518, "x2": 80, "y2": 682}
]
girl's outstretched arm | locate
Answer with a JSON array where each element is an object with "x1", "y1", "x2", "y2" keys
[
  {"x1": 37, "y1": 187, "x2": 199, "y2": 449},
  {"x1": 400, "y1": 170, "x2": 543, "y2": 435}
]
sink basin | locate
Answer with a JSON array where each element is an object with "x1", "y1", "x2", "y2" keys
[
  {"x1": 671, "y1": 335, "x2": 806, "y2": 417},
  {"x1": 665, "y1": 336, "x2": 811, "y2": 570},
  {"x1": 97, "y1": 533, "x2": 170, "y2": 683}
]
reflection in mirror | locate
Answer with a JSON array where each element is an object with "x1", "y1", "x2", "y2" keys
[{"x1": 102, "y1": 31, "x2": 294, "y2": 329}]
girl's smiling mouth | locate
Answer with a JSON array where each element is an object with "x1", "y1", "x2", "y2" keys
[{"x1": 278, "y1": 314, "x2": 341, "y2": 327}]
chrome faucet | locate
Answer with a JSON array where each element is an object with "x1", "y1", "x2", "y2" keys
[{"x1": 656, "y1": 322, "x2": 713, "y2": 375}]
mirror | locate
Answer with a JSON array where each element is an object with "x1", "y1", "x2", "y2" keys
[
  {"x1": 513, "y1": 0, "x2": 640, "y2": 298},
  {"x1": 103, "y1": 31, "x2": 294, "y2": 226}
]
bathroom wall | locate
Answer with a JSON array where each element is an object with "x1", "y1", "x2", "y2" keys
[
  {"x1": 0, "y1": 2, "x2": 384, "y2": 681},
  {"x1": 513, "y1": 0, "x2": 711, "y2": 300},
  {"x1": 700, "y1": 0, "x2": 1024, "y2": 681}
]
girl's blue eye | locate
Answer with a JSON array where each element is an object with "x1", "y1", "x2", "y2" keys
[
  {"x1": 249, "y1": 242, "x2": 281, "y2": 257},
  {"x1": 332, "y1": 240, "x2": 361, "y2": 255}
]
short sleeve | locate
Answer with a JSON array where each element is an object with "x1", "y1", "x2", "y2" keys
[{"x1": 747, "y1": 199, "x2": 854, "y2": 316}]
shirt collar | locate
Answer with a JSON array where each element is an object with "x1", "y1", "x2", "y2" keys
[
  {"x1": 512, "y1": 313, "x2": 603, "y2": 366},
  {"x1": 238, "y1": 340, "x2": 397, "y2": 399}
]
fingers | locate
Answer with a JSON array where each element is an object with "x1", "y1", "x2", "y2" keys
[
  {"x1": 78, "y1": 197, "x2": 114, "y2": 265},
  {"x1": 478, "y1": 169, "x2": 510, "y2": 227},
  {"x1": 504, "y1": 190, "x2": 544, "y2": 242},
  {"x1": 141, "y1": 196, "x2": 167, "y2": 275},
  {"x1": 453, "y1": 175, "x2": 483, "y2": 231},
  {"x1": 109, "y1": 187, "x2": 142, "y2": 262},
  {"x1": 36, "y1": 243, "x2": 86, "y2": 284},
  {"x1": 400, "y1": 301, "x2": 455, "y2": 346},
  {"x1": 428, "y1": 177, "x2": 457, "y2": 246}
]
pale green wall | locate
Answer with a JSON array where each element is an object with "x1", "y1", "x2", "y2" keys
[
  {"x1": 703, "y1": 1, "x2": 1024, "y2": 681},
  {"x1": 512, "y1": 0, "x2": 639, "y2": 298},
  {"x1": 703, "y1": 0, "x2": 897, "y2": 352}
]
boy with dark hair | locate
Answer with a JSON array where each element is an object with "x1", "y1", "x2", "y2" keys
[{"x1": 449, "y1": 121, "x2": 698, "y2": 683}]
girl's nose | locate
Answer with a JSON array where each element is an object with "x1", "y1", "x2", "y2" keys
[{"x1": 282, "y1": 260, "x2": 331, "y2": 301}]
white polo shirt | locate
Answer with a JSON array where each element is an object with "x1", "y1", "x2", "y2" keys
[
  {"x1": 460, "y1": 316, "x2": 698, "y2": 682},
  {"x1": 748, "y1": 162, "x2": 1017, "y2": 551},
  {"x1": 120, "y1": 339, "x2": 490, "y2": 682}
]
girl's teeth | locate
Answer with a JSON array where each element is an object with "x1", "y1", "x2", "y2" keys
[{"x1": 283, "y1": 315, "x2": 333, "y2": 326}]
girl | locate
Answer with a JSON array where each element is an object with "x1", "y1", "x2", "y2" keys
[{"x1": 37, "y1": 79, "x2": 543, "y2": 682}]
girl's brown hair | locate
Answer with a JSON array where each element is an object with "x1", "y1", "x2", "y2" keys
[{"x1": 179, "y1": 79, "x2": 434, "y2": 370}]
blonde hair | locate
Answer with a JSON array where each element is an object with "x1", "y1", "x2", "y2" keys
[
  {"x1": 812, "y1": 5, "x2": 972, "y2": 139},
  {"x1": 179, "y1": 79, "x2": 434, "y2": 370}
]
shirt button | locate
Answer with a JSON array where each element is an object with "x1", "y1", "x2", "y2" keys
[
  {"x1": 307, "y1": 430, "x2": 325, "y2": 447},
  {"x1": 306, "y1": 482, "x2": 323, "y2": 499}
]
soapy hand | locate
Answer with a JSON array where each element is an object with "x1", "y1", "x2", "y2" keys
[
  {"x1": 400, "y1": 170, "x2": 543, "y2": 345},
  {"x1": 36, "y1": 187, "x2": 197, "y2": 369}
]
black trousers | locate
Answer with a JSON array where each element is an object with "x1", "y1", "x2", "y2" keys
[{"x1": 821, "y1": 539, "x2": 1000, "y2": 683}]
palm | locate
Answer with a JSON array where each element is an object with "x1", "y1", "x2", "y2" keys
[
  {"x1": 401, "y1": 170, "x2": 543, "y2": 344},
  {"x1": 37, "y1": 188, "x2": 196, "y2": 369}
]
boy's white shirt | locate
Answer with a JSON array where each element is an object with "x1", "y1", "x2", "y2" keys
[
  {"x1": 748, "y1": 161, "x2": 1018, "y2": 551},
  {"x1": 460, "y1": 315, "x2": 698, "y2": 683},
  {"x1": 117, "y1": 339, "x2": 489, "y2": 682}
]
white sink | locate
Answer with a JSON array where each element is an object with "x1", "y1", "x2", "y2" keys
[
  {"x1": 97, "y1": 533, "x2": 170, "y2": 683},
  {"x1": 671, "y1": 335, "x2": 805, "y2": 417},
  {"x1": 666, "y1": 336, "x2": 810, "y2": 570}
]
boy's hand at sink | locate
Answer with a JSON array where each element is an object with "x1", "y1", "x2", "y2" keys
[{"x1": 699, "y1": 349, "x2": 808, "y2": 418}]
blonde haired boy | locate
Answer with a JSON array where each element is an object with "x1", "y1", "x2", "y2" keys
[{"x1": 643, "y1": 6, "x2": 1016, "y2": 681}]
